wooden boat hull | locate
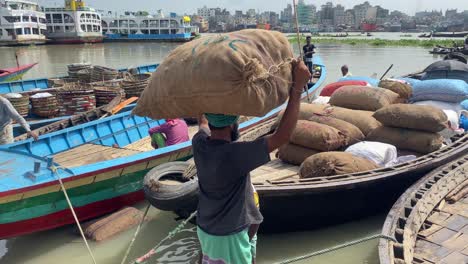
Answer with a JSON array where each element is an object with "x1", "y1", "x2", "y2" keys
[
  {"x1": 256, "y1": 134, "x2": 468, "y2": 233},
  {"x1": 379, "y1": 155, "x2": 468, "y2": 264},
  {"x1": 14, "y1": 100, "x2": 135, "y2": 141},
  {"x1": 0, "y1": 63, "x2": 37, "y2": 83},
  {"x1": 0, "y1": 146, "x2": 191, "y2": 239},
  {"x1": 12, "y1": 104, "x2": 135, "y2": 137}
]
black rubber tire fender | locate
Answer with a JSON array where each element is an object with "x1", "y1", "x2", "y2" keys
[{"x1": 143, "y1": 161, "x2": 199, "y2": 212}]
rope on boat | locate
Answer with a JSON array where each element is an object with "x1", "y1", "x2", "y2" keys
[
  {"x1": 50, "y1": 165, "x2": 98, "y2": 264},
  {"x1": 130, "y1": 210, "x2": 198, "y2": 264},
  {"x1": 119, "y1": 203, "x2": 151, "y2": 264},
  {"x1": 275, "y1": 233, "x2": 397, "y2": 264},
  {"x1": 292, "y1": 0, "x2": 311, "y2": 103}
]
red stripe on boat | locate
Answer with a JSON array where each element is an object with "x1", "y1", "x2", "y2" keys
[{"x1": 0, "y1": 191, "x2": 144, "y2": 239}]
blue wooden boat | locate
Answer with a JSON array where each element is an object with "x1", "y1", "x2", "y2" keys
[
  {"x1": 0, "y1": 63, "x2": 159, "y2": 94},
  {"x1": 6, "y1": 63, "x2": 158, "y2": 136},
  {"x1": 13, "y1": 103, "x2": 136, "y2": 138},
  {"x1": 0, "y1": 57, "x2": 326, "y2": 238}
]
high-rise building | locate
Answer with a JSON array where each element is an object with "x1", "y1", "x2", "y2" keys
[
  {"x1": 353, "y1": 1, "x2": 371, "y2": 28},
  {"x1": 344, "y1": 10, "x2": 355, "y2": 26},
  {"x1": 445, "y1": 9, "x2": 458, "y2": 19},
  {"x1": 247, "y1": 9, "x2": 256, "y2": 18},
  {"x1": 333, "y1": 4, "x2": 345, "y2": 26},
  {"x1": 281, "y1": 4, "x2": 293, "y2": 24},
  {"x1": 296, "y1": 0, "x2": 316, "y2": 26},
  {"x1": 197, "y1": 6, "x2": 216, "y2": 20}
]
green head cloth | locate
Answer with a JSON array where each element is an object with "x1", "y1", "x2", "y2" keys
[{"x1": 205, "y1": 113, "x2": 239, "y2": 128}]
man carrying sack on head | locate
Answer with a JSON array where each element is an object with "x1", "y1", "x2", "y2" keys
[{"x1": 192, "y1": 60, "x2": 311, "y2": 264}]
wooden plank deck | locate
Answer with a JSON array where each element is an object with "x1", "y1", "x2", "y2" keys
[
  {"x1": 251, "y1": 155, "x2": 300, "y2": 184},
  {"x1": 54, "y1": 144, "x2": 141, "y2": 168},
  {"x1": 413, "y1": 184, "x2": 468, "y2": 264},
  {"x1": 55, "y1": 124, "x2": 201, "y2": 168}
]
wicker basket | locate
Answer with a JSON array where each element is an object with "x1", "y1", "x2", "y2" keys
[
  {"x1": 3, "y1": 94, "x2": 30, "y2": 117},
  {"x1": 31, "y1": 94, "x2": 59, "y2": 118},
  {"x1": 56, "y1": 84, "x2": 96, "y2": 116},
  {"x1": 68, "y1": 63, "x2": 92, "y2": 80},
  {"x1": 90, "y1": 66, "x2": 119, "y2": 83},
  {"x1": 122, "y1": 73, "x2": 151, "y2": 98},
  {"x1": 93, "y1": 87, "x2": 126, "y2": 107}
]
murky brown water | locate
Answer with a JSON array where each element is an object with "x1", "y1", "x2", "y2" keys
[{"x1": 0, "y1": 35, "x2": 442, "y2": 264}]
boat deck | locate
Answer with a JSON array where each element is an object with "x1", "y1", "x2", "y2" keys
[
  {"x1": 54, "y1": 125, "x2": 200, "y2": 168},
  {"x1": 251, "y1": 156, "x2": 300, "y2": 184},
  {"x1": 413, "y1": 182, "x2": 468, "y2": 263},
  {"x1": 54, "y1": 144, "x2": 141, "y2": 167}
]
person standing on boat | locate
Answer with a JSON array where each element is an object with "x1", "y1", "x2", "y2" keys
[
  {"x1": 0, "y1": 97, "x2": 38, "y2": 144},
  {"x1": 341, "y1": 65, "x2": 352, "y2": 77},
  {"x1": 148, "y1": 118, "x2": 189, "y2": 148},
  {"x1": 193, "y1": 60, "x2": 311, "y2": 264},
  {"x1": 303, "y1": 36, "x2": 316, "y2": 76},
  {"x1": 464, "y1": 35, "x2": 468, "y2": 50}
]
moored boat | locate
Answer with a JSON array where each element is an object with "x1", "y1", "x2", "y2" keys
[
  {"x1": 0, "y1": 0, "x2": 47, "y2": 46},
  {"x1": 101, "y1": 11, "x2": 198, "y2": 42},
  {"x1": 0, "y1": 63, "x2": 158, "y2": 92},
  {"x1": 144, "y1": 61, "x2": 468, "y2": 233},
  {"x1": 419, "y1": 31, "x2": 468, "y2": 38},
  {"x1": 0, "y1": 57, "x2": 327, "y2": 239},
  {"x1": 0, "y1": 63, "x2": 37, "y2": 82},
  {"x1": 429, "y1": 45, "x2": 468, "y2": 55},
  {"x1": 13, "y1": 96, "x2": 136, "y2": 141},
  {"x1": 43, "y1": 0, "x2": 103, "y2": 44},
  {"x1": 379, "y1": 155, "x2": 468, "y2": 264}
]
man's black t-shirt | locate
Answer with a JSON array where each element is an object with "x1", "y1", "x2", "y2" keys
[
  {"x1": 303, "y1": 44, "x2": 316, "y2": 59},
  {"x1": 192, "y1": 128, "x2": 271, "y2": 236}
]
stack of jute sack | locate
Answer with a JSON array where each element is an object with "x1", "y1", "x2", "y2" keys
[
  {"x1": 315, "y1": 78, "x2": 414, "y2": 106},
  {"x1": 133, "y1": 29, "x2": 294, "y2": 119},
  {"x1": 277, "y1": 103, "x2": 376, "y2": 168},
  {"x1": 276, "y1": 100, "x2": 448, "y2": 178},
  {"x1": 368, "y1": 104, "x2": 447, "y2": 154}
]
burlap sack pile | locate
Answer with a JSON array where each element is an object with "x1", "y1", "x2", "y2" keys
[{"x1": 368, "y1": 104, "x2": 446, "y2": 154}]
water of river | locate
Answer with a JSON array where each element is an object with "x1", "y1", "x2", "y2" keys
[{"x1": 0, "y1": 36, "x2": 443, "y2": 264}]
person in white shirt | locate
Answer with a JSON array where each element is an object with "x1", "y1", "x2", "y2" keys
[
  {"x1": 0, "y1": 97, "x2": 38, "y2": 144},
  {"x1": 341, "y1": 65, "x2": 352, "y2": 77}
]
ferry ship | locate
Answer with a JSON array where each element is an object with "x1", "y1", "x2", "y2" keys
[
  {"x1": 0, "y1": 0, "x2": 46, "y2": 46},
  {"x1": 43, "y1": 0, "x2": 103, "y2": 44},
  {"x1": 101, "y1": 11, "x2": 198, "y2": 42}
]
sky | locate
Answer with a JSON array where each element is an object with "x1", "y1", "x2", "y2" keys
[{"x1": 38, "y1": 0, "x2": 467, "y2": 16}]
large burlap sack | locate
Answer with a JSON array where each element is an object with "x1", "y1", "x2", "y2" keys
[
  {"x1": 84, "y1": 207, "x2": 143, "y2": 241},
  {"x1": 366, "y1": 127, "x2": 443, "y2": 154},
  {"x1": 373, "y1": 104, "x2": 448, "y2": 132},
  {"x1": 133, "y1": 29, "x2": 294, "y2": 119},
  {"x1": 378, "y1": 79, "x2": 413, "y2": 100},
  {"x1": 328, "y1": 107, "x2": 382, "y2": 136},
  {"x1": 290, "y1": 120, "x2": 347, "y2": 151},
  {"x1": 299, "y1": 152, "x2": 379, "y2": 178},
  {"x1": 277, "y1": 143, "x2": 320, "y2": 165},
  {"x1": 307, "y1": 115, "x2": 364, "y2": 145},
  {"x1": 330, "y1": 86, "x2": 399, "y2": 111}
]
